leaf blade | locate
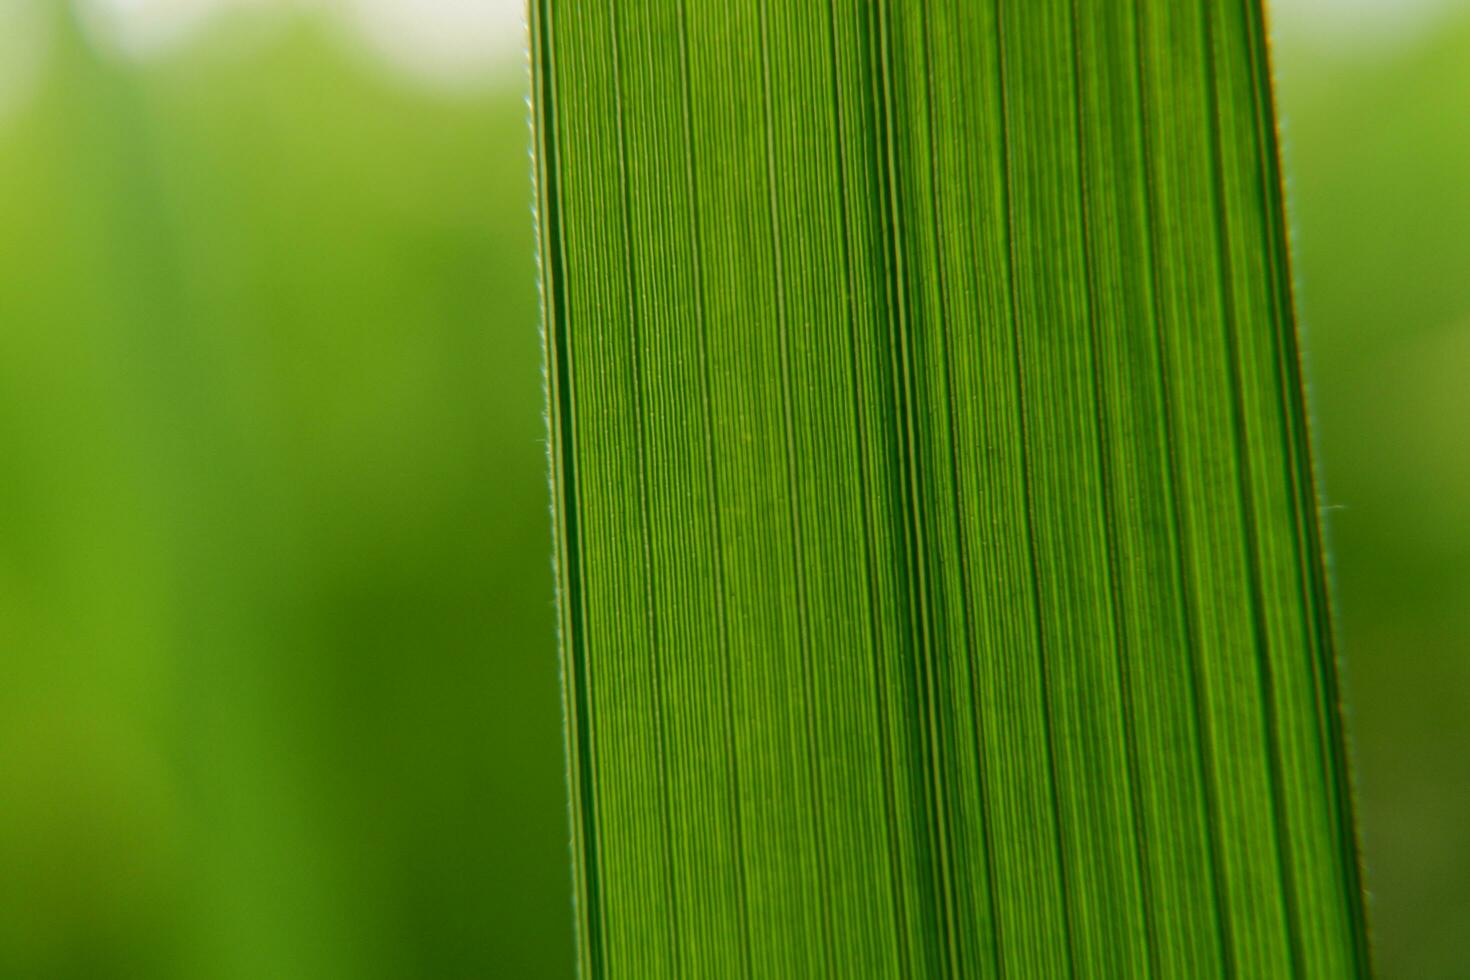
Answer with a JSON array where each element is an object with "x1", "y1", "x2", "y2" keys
[{"x1": 532, "y1": 0, "x2": 1370, "y2": 975}]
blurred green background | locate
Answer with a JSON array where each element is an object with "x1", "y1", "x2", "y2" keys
[
  {"x1": 0, "y1": 1, "x2": 1464, "y2": 977},
  {"x1": 0, "y1": 2, "x2": 568, "y2": 978},
  {"x1": 1273, "y1": 5, "x2": 1470, "y2": 975}
]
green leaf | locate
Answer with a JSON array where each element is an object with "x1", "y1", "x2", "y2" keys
[{"x1": 531, "y1": 0, "x2": 1370, "y2": 975}]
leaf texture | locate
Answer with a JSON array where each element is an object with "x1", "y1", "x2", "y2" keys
[{"x1": 531, "y1": 0, "x2": 1370, "y2": 975}]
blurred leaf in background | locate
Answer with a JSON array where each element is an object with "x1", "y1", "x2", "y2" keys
[{"x1": 0, "y1": 3, "x2": 571, "y2": 978}]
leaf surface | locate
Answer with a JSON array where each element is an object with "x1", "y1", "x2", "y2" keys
[{"x1": 532, "y1": 1, "x2": 1370, "y2": 975}]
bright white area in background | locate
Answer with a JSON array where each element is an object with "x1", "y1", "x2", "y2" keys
[
  {"x1": 78, "y1": 0, "x2": 265, "y2": 56},
  {"x1": 343, "y1": 0, "x2": 525, "y2": 87},
  {"x1": 74, "y1": 0, "x2": 526, "y2": 83},
  {"x1": 1272, "y1": 0, "x2": 1469, "y2": 42}
]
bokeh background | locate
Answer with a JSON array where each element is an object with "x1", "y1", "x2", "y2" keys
[{"x1": 0, "y1": 0, "x2": 1464, "y2": 977}]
